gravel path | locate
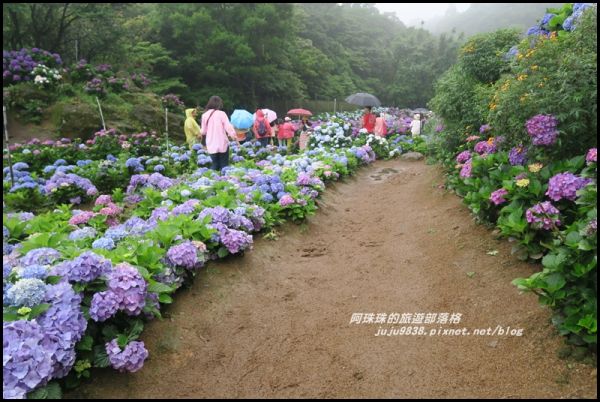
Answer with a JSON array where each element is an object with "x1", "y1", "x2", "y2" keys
[{"x1": 73, "y1": 159, "x2": 597, "y2": 399}]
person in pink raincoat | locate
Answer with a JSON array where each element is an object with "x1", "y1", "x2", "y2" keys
[
  {"x1": 373, "y1": 112, "x2": 387, "y2": 137},
  {"x1": 200, "y1": 96, "x2": 238, "y2": 171},
  {"x1": 278, "y1": 117, "x2": 295, "y2": 147}
]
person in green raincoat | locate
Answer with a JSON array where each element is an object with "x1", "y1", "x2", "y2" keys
[{"x1": 184, "y1": 108, "x2": 201, "y2": 149}]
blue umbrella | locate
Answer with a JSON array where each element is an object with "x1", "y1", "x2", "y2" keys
[{"x1": 231, "y1": 109, "x2": 254, "y2": 130}]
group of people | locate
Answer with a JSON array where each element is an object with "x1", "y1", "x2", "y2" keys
[
  {"x1": 185, "y1": 96, "x2": 426, "y2": 172},
  {"x1": 361, "y1": 106, "x2": 423, "y2": 137},
  {"x1": 184, "y1": 96, "x2": 312, "y2": 171}
]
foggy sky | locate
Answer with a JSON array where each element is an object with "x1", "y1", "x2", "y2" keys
[{"x1": 375, "y1": 3, "x2": 472, "y2": 26}]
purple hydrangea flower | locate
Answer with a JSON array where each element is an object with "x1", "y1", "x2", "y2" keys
[
  {"x1": 546, "y1": 172, "x2": 592, "y2": 201},
  {"x1": 526, "y1": 201, "x2": 561, "y2": 230},
  {"x1": 106, "y1": 263, "x2": 147, "y2": 316},
  {"x1": 456, "y1": 151, "x2": 471, "y2": 164},
  {"x1": 171, "y1": 199, "x2": 200, "y2": 216},
  {"x1": 490, "y1": 188, "x2": 509, "y2": 205},
  {"x1": 20, "y1": 248, "x2": 61, "y2": 266},
  {"x1": 89, "y1": 290, "x2": 121, "y2": 322},
  {"x1": 95, "y1": 194, "x2": 113, "y2": 206},
  {"x1": 525, "y1": 114, "x2": 559, "y2": 146},
  {"x1": 586, "y1": 148, "x2": 597, "y2": 165},
  {"x1": 219, "y1": 227, "x2": 253, "y2": 254},
  {"x1": 460, "y1": 159, "x2": 473, "y2": 178},
  {"x1": 166, "y1": 241, "x2": 201, "y2": 269},
  {"x1": 37, "y1": 282, "x2": 87, "y2": 378},
  {"x1": 509, "y1": 146, "x2": 528, "y2": 166},
  {"x1": 56, "y1": 251, "x2": 112, "y2": 283},
  {"x1": 279, "y1": 194, "x2": 295, "y2": 207},
  {"x1": 69, "y1": 211, "x2": 97, "y2": 226},
  {"x1": 296, "y1": 172, "x2": 312, "y2": 186},
  {"x1": 198, "y1": 206, "x2": 230, "y2": 225},
  {"x1": 105, "y1": 340, "x2": 149, "y2": 373},
  {"x1": 585, "y1": 218, "x2": 597, "y2": 236},
  {"x1": 3, "y1": 320, "x2": 54, "y2": 399},
  {"x1": 150, "y1": 207, "x2": 170, "y2": 222},
  {"x1": 474, "y1": 141, "x2": 492, "y2": 155}
]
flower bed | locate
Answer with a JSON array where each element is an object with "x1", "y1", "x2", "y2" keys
[{"x1": 3, "y1": 107, "x2": 419, "y2": 398}]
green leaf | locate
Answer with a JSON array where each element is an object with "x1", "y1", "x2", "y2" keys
[
  {"x1": 101, "y1": 324, "x2": 119, "y2": 340},
  {"x1": 76, "y1": 335, "x2": 94, "y2": 352},
  {"x1": 147, "y1": 282, "x2": 174, "y2": 294},
  {"x1": 45, "y1": 275, "x2": 62, "y2": 285},
  {"x1": 542, "y1": 252, "x2": 567, "y2": 270},
  {"x1": 544, "y1": 273, "x2": 566, "y2": 293},
  {"x1": 27, "y1": 381, "x2": 62, "y2": 399},
  {"x1": 29, "y1": 303, "x2": 51, "y2": 319},
  {"x1": 217, "y1": 246, "x2": 229, "y2": 258},
  {"x1": 565, "y1": 231, "x2": 582, "y2": 248},
  {"x1": 117, "y1": 334, "x2": 128, "y2": 349},
  {"x1": 3, "y1": 311, "x2": 19, "y2": 322},
  {"x1": 158, "y1": 293, "x2": 173, "y2": 304},
  {"x1": 92, "y1": 346, "x2": 110, "y2": 368}
]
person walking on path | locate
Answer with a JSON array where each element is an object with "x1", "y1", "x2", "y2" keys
[
  {"x1": 361, "y1": 106, "x2": 376, "y2": 133},
  {"x1": 278, "y1": 117, "x2": 295, "y2": 147},
  {"x1": 184, "y1": 108, "x2": 201, "y2": 150},
  {"x1": 410, "y1": 113, "x2": 422, "y2": 137},
  {"x1": 253, "y1": 109, "x2": 272, "y2": 148},
  {"x1": 374, "y1": 112, "x2": 387, "y2": 137},
  {"x1": 201, "y1": 96, "x2": 238, "y2": 172}
]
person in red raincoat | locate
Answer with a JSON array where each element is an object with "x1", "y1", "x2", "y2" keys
[
  {"x1": 361, "y1": 106, "x2": 376, "y2": 133},
  {"x1": 253, "y1": 109, "x2": 272, "y2": 148}
]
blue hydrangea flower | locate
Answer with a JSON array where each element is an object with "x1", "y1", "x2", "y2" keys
[
  {"x1": 17, "y1": 264, "x2": 48, "y2": 280},
  {"x1": 68, "y1": 226, "x2": 98, "y2": 241},
  {"x1": 92, "y1": 237, "x2": 116, "y2": 250},
  {"x1": 105, "y1": 226, "x2": 129, "y2": 242},
  {"x1": 7, "y1": 278, "x2": 47, "y2": 307}
]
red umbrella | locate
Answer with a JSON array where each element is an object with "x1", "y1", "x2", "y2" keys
[{"x1": 287, "y1": 108, "x2": 312, "y2": 117}]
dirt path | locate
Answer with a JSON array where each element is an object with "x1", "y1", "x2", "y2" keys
[{"x1": 74, "y1": 159, "x2": 597, "y2": 399}]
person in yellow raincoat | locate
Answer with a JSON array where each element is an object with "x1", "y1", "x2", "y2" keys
[{"x1": 184, "y1": 108, "x2": 201, "y2": 149}]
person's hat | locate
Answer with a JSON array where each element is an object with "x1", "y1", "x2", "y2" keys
[{"x1": 284, "y1": 116, "x2": 291, "y2": 121}]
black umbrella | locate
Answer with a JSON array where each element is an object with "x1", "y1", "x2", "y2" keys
[{"x1": 345, "y1": 92, "x2": 381, "y2": 107}]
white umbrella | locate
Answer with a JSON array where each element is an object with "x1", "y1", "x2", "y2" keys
[{"x1": 254, "y1": 108, "x2": 277, "y2": 123}]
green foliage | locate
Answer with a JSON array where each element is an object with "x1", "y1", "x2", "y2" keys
[
  {"x1": 488, "y1": 7, "x2": 597, "y2": 157},
  {"x1": 26, "y1": 381, "x2": 62, "y2": 399},
  {"x1": 458, "y1": 29, "x2": 521, "y2": 83}
]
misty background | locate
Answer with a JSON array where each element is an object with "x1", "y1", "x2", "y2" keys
[{"x1": 376, "y1": 3, "x2": 563, "y2": 35}]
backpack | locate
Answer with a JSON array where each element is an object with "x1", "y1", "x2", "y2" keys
[{"x1": 257, "y1": 119, "x2": 267, "y2": 136}]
